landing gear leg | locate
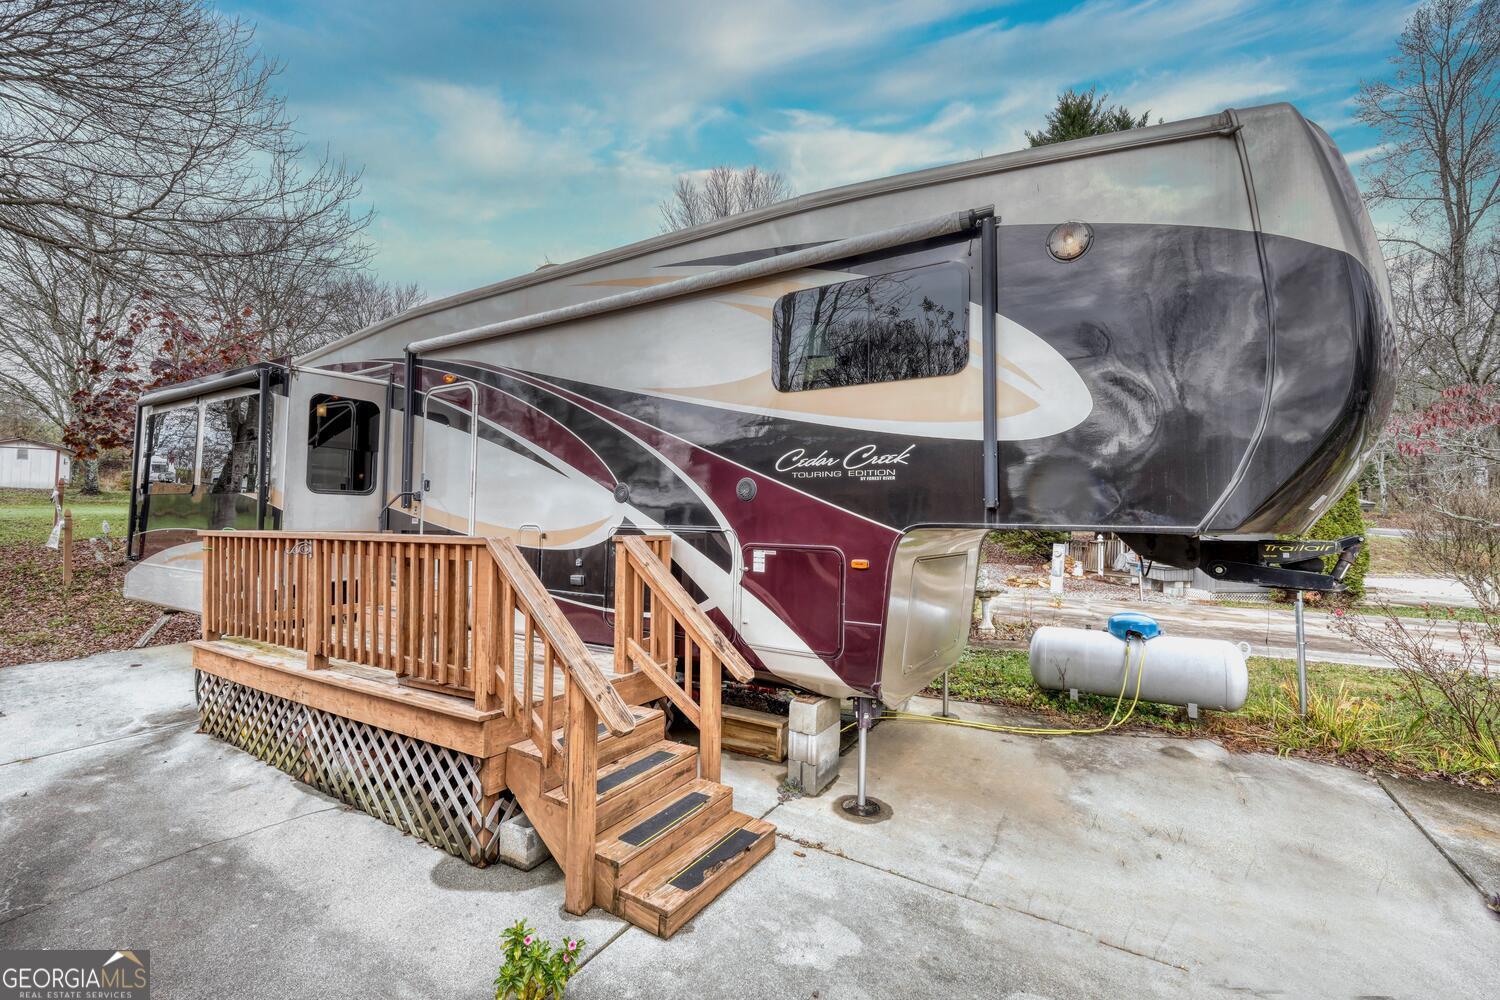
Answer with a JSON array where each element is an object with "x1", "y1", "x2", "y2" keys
[
  {"x1": 939, "y1": 670, "x2": 960, "y2": 719},
  {"x1": 839, "y1": 698, "x2": 885, "y2": 820}
]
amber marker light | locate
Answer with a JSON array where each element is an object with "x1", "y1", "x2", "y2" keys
[
  {"x1": 850, "y1": 559, "x2": 870, "y2": 570},
  {"x1": 1047, "y1": 220, "x2": 1093, "y2": 261},
  {"x1": 442, "y1": 373, "x2": 457, "y2": 384}
]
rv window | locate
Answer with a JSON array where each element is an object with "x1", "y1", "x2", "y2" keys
[
  {"x1": 145, "y1": 406, "x2": 199, "y2": 487},
  {"x1": 307, "y1": 395, "x2": 379, "y2": 494},
  {"x1": 200, "y1": 395, "x2": 259, "y2": 494},
  {"x1": 771, "y1": 261, "x2": 969, "y2": 392},
  {"x1": 14, "y1": 448, "x2": 26, "y2": 460}
]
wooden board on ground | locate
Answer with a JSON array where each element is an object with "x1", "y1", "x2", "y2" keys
[{"x1": 720, "y1": 704, "x2": 787, "y2": 762}]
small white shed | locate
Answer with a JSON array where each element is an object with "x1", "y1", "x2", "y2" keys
[{"x1": 0, "y1": 438, "x2": 72, "y2": 489}]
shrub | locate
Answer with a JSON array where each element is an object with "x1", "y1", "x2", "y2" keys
[
  {"x1": 990, "y1": 529, "x2": 1071, "y2": 561},
  {"x1": 1332, "y1": 607, "x2": 1500, "y2": 781},
  {"x1": 494, "y1": 920, "x2": 584, "y2": 1000},
  {"x1": 1304, "y1": 482, "x2": 1370, "y2": 600}
]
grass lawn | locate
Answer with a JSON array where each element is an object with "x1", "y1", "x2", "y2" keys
[
  {"x1": 1366, "y1": 533, "x2": 1430, "y2": 576},
  {"x1": 926, "y1": 645, "x2": 1498, "y2": 787},
  {"x1": 0, "y1": 487, "x2": 197, "y2": 666}
]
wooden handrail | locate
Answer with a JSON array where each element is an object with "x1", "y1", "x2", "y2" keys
[
  {"x1": 485, "y1": 538, "x2": 636, "y2": 736},
  {"x1": 618, "y1": 535, "x2": 755, "y2": 682}
]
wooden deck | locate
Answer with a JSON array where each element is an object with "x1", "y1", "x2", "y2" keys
[
  {"x1": 193, "y1": 529, "x2": 771, "y2": 934},
  {"x1": 193, "y1": 635, "x2": 655, "y2": 760}
]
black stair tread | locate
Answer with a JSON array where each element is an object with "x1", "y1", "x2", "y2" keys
[
  {"x1": 542, "y1": 740, "x2": 695, "y2": 806},
  {"x1": 509, "y1": 706, "x2": 662, "y2": 758},
  {"x1": 595, "y1": 778, "x2": 731, "y2": 864},
  {"x1": 619, "y1": 812, "x2": 774, "y2": 914}
]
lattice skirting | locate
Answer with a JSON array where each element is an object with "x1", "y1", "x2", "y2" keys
[{"x1": 195, "y1": 670, "x2": 502, "y2": 865}]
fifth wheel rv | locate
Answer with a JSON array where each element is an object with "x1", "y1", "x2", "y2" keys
[{"x1": 125, "y1": 102, "x2": 1394, "y2": 705}]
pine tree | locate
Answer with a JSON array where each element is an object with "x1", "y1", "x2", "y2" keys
[
  {"x1": 1305, "y1": 482, "x2": 1371, "y2": 601},
  {"x1": 1026, "y1": 87, "x2": 1152, "y2": 147}
]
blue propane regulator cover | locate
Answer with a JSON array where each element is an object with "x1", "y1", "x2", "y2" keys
[{"x1": 1106, "y1": 612, "x2": 1161, "y2": 641}]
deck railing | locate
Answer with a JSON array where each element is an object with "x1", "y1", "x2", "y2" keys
[
  {"x1": 200, "y1": 528, "x2": 757, "y2": 916},
  {"x1": 613, "y1": 534, "x2": 755, "y2": 782}
]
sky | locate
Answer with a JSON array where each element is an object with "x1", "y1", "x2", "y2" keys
[{"x1": 222, "y1": 0, "x2": 1416, "y2": 299}]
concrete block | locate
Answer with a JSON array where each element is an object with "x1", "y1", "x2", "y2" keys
[
  {"x1": 788, "y1": 694, "x2": 840, "y2": 735},
  {"x1": 787, "y1": 755, "x2": 840, "y2": 796},
  {"x1": 788, "y1": 721, "x2": 840, "y2": 770},
  {"x1": 496, "y1": 810, "x2": 550, "y2": 871}
]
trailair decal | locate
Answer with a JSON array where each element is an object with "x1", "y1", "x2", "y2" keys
[{"x1": 775, "y1": 444, "x2": 915, "y2": 482}]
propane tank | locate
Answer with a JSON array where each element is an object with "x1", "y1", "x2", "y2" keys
[{"x1": 1029, "y1": 625, "x2": 1248, "y2": 712}]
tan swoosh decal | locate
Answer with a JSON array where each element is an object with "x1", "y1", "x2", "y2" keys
[
  {"x1": 416, "y1": 507, "x2": 612, "y2": 546},
  {"x1": 652, "y1": 363, "x2": 1038, "y2": 422},
  {"x1": 725, "y1": 302, "x2": 773, "y2": 320}
]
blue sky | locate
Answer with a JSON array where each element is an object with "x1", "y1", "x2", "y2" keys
[{"x1": 224, "y1": 0, "x2": 1414, "y2": 298}]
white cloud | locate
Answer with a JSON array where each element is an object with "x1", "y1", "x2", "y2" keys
[
  {"x1": 1114, "y1": 59, "x2": 1295, "y2": 123},
  {"x1": 752, "y1": 108, "x2": 973, "y2": 193}
]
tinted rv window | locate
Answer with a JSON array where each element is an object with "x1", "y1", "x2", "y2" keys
[
  {"x1": 145, "y1": 406, "x2": 199, "y2": 486},
  {"x1": 307, "y1": 395, "x2": 379, "y2": 494},
  {"x1": 772, "y1": 262, "x2": 969, "y2": 392},
  {"x1": 200, "y1": 395, "x2": 259, "y2": 494}
]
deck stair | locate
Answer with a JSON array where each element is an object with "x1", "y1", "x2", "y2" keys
[
  {"x1": 507, "y1": 711, "x2": 774, "y2": 938},
  {"x1": 194, "y1": 528, "x2": 770, "y2": 938},
  {"x1": 504, "y1": 534, "x2": 773, "y2": 938}
]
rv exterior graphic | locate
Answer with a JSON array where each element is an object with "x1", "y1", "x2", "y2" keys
[{"x1": 125, "y1": 103, "x2": 1393, "y2": 705}]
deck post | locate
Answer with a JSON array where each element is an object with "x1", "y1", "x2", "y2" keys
[
  {"x1": 699, "y1": 650, "x2": 722, "y2": 782},
  {"x1": 306, "y1": 539, "x2": 328, "y2": 670},
  {"x1": 473, "y1": 556, "x2": 499, "y2": 712},
  {"x1": 563, "y1": 686, "x2": 597, "y2": 915}
]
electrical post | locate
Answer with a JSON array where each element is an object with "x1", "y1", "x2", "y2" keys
[
  {"x1": 1295, "y1": 589, "x2": 1308, "y2": 718},
  {"x1": 62, "y1": 509, "x2": 73, "y2": 591}
]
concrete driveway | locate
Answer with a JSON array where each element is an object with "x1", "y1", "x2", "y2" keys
[{"x1": 2, "y1": 645, "x2": 1496, "y2": 998}]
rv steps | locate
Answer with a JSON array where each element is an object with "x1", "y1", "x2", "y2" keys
[
  {"x1": 510, "y1": 706, "x2": 665, "y2": 792},
  {"x1": 544, "y1": 740, "x2": 700, "y2": 831},
  {"x1": 617, "y1": 813, "x2": 776, "y2": 939},
  {"x1": 507, "y1": 720, "x2": 773, "y2": 938}
]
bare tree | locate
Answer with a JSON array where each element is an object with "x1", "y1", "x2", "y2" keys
[
  {"x1": 0, "y1": 242, "x2": 135, "y2": 433},
  {"x1": 659, "y1": 165, "x2": 793, "y2": 233},
  {"x1": 0, "y1": 0, "x2": 370, "y2": 272},
  {"x1": 1410, "y1": 484, "x2": 1500, "y2": 611},
  {"x1": 1357, "y1": 0, "x2": 1500, "y2": 396},
  {"x1": 323, "y1": 272, "x2": 426, "y2": 341}
]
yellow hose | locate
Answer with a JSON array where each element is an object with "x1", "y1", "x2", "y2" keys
[{"x1": 843, "y1": 638, "x2": 1151, "y2": 738}]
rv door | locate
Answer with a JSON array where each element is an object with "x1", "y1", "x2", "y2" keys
[{"x1": 418, "y1": 381, "x2": 478, "y2": 535}]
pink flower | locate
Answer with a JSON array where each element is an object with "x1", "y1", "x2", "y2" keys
[
  {"x1": 567, "y1": 940, "x2": 578, "y2": 952},
  {"x1": 523, "y1": 935, "x2": 533, "y2": 945},
  {"x1": 563, "y1": 954, "x2": 572, "y2": 964}
]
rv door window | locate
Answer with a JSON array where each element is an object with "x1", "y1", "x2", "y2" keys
[
  {"x1": 200, "y1": 395, "x2": 259, "y2": 494},
  {"x1": 145, "y1": 406, "x2": 199, "y2": 486},
  {"x1": 307, "y1": 395, "x2": 379, "y2": 494},
  {"x1": 772, "y1": 261, "x2": 968, "y2": 392}
]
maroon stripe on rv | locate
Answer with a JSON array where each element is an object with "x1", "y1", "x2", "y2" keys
[
  {"x1": 412, "y1": 362, "x2": 617, "y2": 490},
  {"x1": 495, "y1": 365, "x2": 900, "y2": 691},
  {"x1": 312, "y1": 358, "x2": 618, "y2": 489}
]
